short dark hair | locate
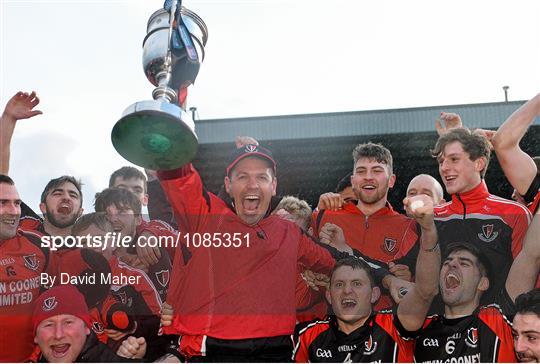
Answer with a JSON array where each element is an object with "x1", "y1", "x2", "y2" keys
[
  {"x1": 515, "y1": 289, "x2": 540, "y2": 318},
  {"x1": 444, "y1": 242, "x2": 491, "y2": 280},
  {"x1": 40, "y1": 176, "x2": 83, "y2": 205},
  {"x1": 352, "y1": 142, "x2": 393, "y2": 174},
  {"x1": 109, "y1": 166, "x2": 147, "y2": 192},
  {"x1": 0, "y1": 174, "x2": 15, "y2": 185},
  {"x1": 335, "y1": 172, "x2": 353, "y2": 193},
  {"x1": 71, "y1": 212, "x2": 112, "y2": 236},
  {"x1": 94, "y1": 188, "x2": 141, "y2": 215},
  {"x1": 331, "y1": 256, "x2": 375, "y2": 288},
  {"x1": 431, "y1": 128, "x2": 491, "y2": 178}
]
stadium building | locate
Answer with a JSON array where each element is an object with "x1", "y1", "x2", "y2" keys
[{"x1": 192, "y1": 100, "x2": 540, "y2": 211}]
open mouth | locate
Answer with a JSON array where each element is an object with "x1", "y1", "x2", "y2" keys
[
  {"x1": 445, "y1": 272, "x2": 461, "y2": 289},
  {"x1": 444, "y1": 176, "x2": 457, "y2": 183},
  {"x1": 361, "y1": 185, "x2": 376, "y2": 191},
  {"x1": 51, "y1": 343, "x2": 70, "y2": 358},
  {"x1": 516, "y1": 353, "x2": 537, "y2": 363},
  {"x1": 341, "y1": 298, "x2": 357, "y2": 310},
  {"x1": 1, "y1": 218, "x2": 17, "y2": 226},
  {"x1": 242, "y1": 195, "x2": 260, "y2": 212},
  {"x1": 57, "y1": 204, "x2": 72, "y2": 215}
]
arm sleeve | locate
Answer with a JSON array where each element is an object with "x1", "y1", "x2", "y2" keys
[
  {"x1": 522, "y1": 174, "x2": 540, "y2": 204},
  {"x1": 510, "y1": 207, "x2": 532, "y2": 258},
  {"x1": 157, "y1": 164, "x2": 213, "y2": 233},
  {"x1": 147, "y1": 180, "x2": 178, "y2": 230}
]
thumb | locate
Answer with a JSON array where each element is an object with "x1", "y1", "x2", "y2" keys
[
  {"x1": 388, "y1": 261, "x2": 395, "y2": 268},
  {"x1": 136, "y1": 337, "x2": 146, "y2": 344}
]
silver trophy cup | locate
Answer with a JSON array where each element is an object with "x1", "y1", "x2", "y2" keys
[{"x1": 112, "y1": 4, "x2": 208, "y2": 170}]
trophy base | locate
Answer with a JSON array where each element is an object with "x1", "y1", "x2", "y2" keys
[{"x1": 111, "y1": 100, "x2": 198, "y2": 170}]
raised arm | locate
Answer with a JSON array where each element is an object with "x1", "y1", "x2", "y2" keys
[
  {"x1": 397, "y1": 194, "x2": 440, "y2": 332},
  {"x1": 506, "y1": 211, "x2": 540, "y2": 303},
  {"x1": 0, "y1": 91, "x2": 42, "y2": 174},
  {"x1": 491, "y1": 93, "x2": 540, "y2": 195}
]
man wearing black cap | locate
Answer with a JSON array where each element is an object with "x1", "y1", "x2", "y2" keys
[{"x1": 157, "y1": 141, "x2": 362, "y2": 362}]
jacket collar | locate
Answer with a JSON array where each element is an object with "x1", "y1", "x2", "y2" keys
[{"x1": 450, "y1": 180, "x2": 490, "y2": 210}]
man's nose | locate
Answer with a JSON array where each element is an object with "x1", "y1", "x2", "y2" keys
[
  {"x1": 54, "y1": 323, "x2": 65, "y2": 339},
  {"x1": 515, "y1": 336, "x2": 528, "y2": 354}
]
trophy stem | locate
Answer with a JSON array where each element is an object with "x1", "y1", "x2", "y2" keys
[{"x1": 152, "y1": 71, "x2": 178, "y2": 104}]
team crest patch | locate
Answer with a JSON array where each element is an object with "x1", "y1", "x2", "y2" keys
[
  {"x1": 92, "y1": 322, "x2": 105, "y2": 334},
  {"x1": 155, "y1": 270, "x2": 170, "y2": 287},
  {"x1": 113, "y1": 290, "x2": 129, "y2": 305},
  {"x1": 23, "y1": 254, "x2": 39, "y2": 271},
  {"x1": 245, "y1": 145, "x2": 257, "y2": 152},
  {"x1": 465, "y1": 327, "x2": 478, "y2": 348},
  {"x1": 478, "y1": 224, "x2": 498, "y2": 242},
  {"x1": 382, "y1": 237, "x2": 397, "y2": 254},
  {"x1": 363, "y1": 335, "x2": 378, "y2": 355},
  {"x1": 42, "y1": 297, "x2": 58, "y2": 311}
]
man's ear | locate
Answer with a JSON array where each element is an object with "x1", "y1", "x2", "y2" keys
[
  {"x1": 475, "y1": 157, "x2": 487, "y2": 174},
  {"x1": 224, "y1": 176, "x2": 232, "y2": 195},
  {"x1": 478, "y1": 276, "x2": 489, "y2": 292},
  {"x1": 370, "y1": 286, "x2": 381, "y2": 304},
  {"x1": 271, "y1": 177, "x2": 277, "y2": 196},
  {"x1": 142, "y1": 194, "x2": 149, "y2": 206},
  {"x1": 325, "y1": 288, "x2": 332, "y2": 305},
  {"x1": 39, "y1": 202, "x2": 46, "y2": 215},
  {"x1": 388, "y1": 174, "x2": 397, "y2": 189}
]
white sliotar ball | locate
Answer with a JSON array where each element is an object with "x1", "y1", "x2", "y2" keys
[{"x1": 410, "y1": 200, "x2": 424, "y2": 212}]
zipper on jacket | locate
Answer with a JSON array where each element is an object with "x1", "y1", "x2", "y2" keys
[{"x1": 456, "y1": 194, "x2": 467, "y2": 219}]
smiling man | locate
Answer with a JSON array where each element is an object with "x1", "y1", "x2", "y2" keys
[
  {"x1": 0, "y1": 174, "x2": 50, "y2": 362},
  {"x1": 313, "y1": 143, "x2": 420, "y2": 310},
  {"x1": 431, "y1": 127, "x2": 532, "y2": 306},
  {"x1": 513, "y1": 289, "x2": 540, "y2": 362}
]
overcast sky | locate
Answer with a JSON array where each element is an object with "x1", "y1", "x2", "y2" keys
[{"x1": 1, "y1": 0, "x2": 539, "y2": 212}]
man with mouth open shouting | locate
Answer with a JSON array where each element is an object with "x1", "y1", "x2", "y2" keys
[
  {"x1": 293, "y1": 193, "x2": 440, "y2": 362},
  {"x1": 156, "y1": 142, "x2": 374, "y2": 362},
  {"x1": 0, "y1": 91, "x2": 84, "y2": 243},
  {"x1": 414, "y1": 208, "x2": 540, "y2": 362},
  {"x1": 431, "y1": 126, "x2": 532, "y2": 307}
]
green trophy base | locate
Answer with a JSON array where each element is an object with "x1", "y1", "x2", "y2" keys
[{"x1": 111, "y1": 100, "x2": 198, "y2": 170}]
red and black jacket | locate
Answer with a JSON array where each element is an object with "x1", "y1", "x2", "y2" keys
[
  {"x1": 434, "y1": 180, "x2": 531, "y2": 306},
  {"x1": 414, "y1": 299, "x2": 516, "y2": 362},
  {"x1": 293, "y1": 312, "x2": 416, "y2": 363}
]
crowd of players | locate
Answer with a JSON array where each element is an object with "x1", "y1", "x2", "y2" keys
[{"x1": 0, "y1": 90, "x2": 539, "y2": 363}]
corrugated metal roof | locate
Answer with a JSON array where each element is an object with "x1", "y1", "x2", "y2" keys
[{"x1": 193, "y1": 100, "x2": 539, "y2": 144}]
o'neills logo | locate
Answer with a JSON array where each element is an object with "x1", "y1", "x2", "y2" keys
[
  {"x1": 478, "y1": 224, "x2": 498, "y2": 242},
  {"x1": 23, "y1": 254, "x2": 39, "y2": 271},
  {"x1": 245, "y1": 145, "x2": 257, "y2": 152},
  {"x1": 42, "y1": 297, "x2": 58, "y2": 311},
  {"x1": 155, "y1": 270, "x2": 170, "y2": 288},
  {"x1": 363, "y1": 335, "x2": 378, "y2": 355}
]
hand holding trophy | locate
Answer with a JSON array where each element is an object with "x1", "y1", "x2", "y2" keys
[{"x1": 112, "y1": 0, "x2": 208, "y2": 170}]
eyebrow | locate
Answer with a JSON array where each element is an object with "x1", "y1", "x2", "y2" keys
[{"x1": 52, "y1": 188, "x2": 80, "y2": 196}]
